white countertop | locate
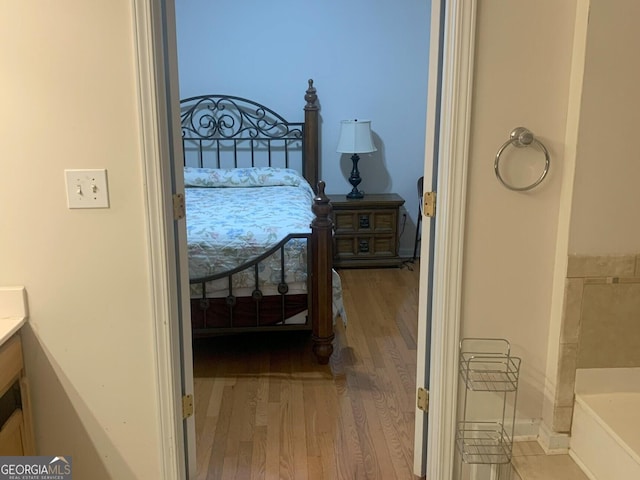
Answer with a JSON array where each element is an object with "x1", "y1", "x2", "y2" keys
[{"x1": 0, "y1": 286, "x2": 28, "y2": 346}]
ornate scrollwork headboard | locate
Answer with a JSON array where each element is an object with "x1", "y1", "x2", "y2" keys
[{"x1": 180, "y1": 79, "x2": 319, "y2": 188}]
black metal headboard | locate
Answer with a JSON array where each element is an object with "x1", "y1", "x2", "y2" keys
[{"x1": 180, "y1": 93, "x2": 308, "y2": 174}]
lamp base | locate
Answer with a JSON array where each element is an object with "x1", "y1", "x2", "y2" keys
[{"x1": 347, "y1": 153, "x2": 364, "y2": 199}]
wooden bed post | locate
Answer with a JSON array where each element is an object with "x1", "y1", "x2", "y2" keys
[
  {"x1": 304, "y1": 79, "x2": 319, "y2": 193},
  {"x1": 311, "y1": 181, "x2": 334, "y2": 364}
]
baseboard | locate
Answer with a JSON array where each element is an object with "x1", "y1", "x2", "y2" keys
[
  {"x1": 568, "y1": 450, "x2": 598, "y2": 480},
  {"x1": 511, "y1": 418, "x2": 571, "y2": 454},
  {"x1": 536, "y1": 420, "x2": 570, "y2": 454},
  {"x1": 513, "y1": 418, "x2": 541, "y2": 440}
]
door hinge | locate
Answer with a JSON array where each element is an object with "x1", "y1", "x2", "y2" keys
[
  {"x1": 417, "y1": 387, "x2": 429, "y2": 412},
  {"x1": 423, "y1": 192, "x2": 436, "y2": 217},
  {"x1": 173, "y1": 193, "x2": 185, "y2": 220},
  {"x1": 182, "y1": 394, "x2": 194, "y2": 419}
]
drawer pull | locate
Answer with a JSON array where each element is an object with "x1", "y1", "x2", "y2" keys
[
  {"x1": 359, "y1": 215, "x2": 370, "y2": 229},
  {"x1": 359, "y1": 240, "x2": 370, "y2": 253}
]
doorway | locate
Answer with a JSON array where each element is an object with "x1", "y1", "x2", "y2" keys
[
  {"x1": 173, "y1": 1, "x2": 435, "y2": 478},
  {"x1": 139, "y1": 0, "x2": 475, "y2": 478}
]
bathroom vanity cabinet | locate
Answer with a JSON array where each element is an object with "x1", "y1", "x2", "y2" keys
[{"x1": 0, "y1": 322, "x2": 35, "y2": 455}]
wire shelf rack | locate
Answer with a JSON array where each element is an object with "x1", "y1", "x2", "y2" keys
[
  {"x1": 456, "y1": 338, "x2": 521, "y2": 479},
  {"x1": 456, "y1": 421, "x2": 514, "y2": 464}
]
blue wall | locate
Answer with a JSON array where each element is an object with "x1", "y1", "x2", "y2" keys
[{"x1": 175, "y1": 0, "x2": 431, "y2": 256}]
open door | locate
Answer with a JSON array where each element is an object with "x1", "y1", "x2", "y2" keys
[
  {"x1": 414, "y1": 0, "x2": 476, "y2": 478},
  {"x1": 412, "y1": 0, "x2": 445, "y2": 476},
  {"x1": 159, "y1": 0, "x2": 198, "y2": 475}
]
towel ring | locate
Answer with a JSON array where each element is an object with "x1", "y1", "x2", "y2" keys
[{"x1": 494, "y1": 127, "x2": 550, "y2": 191}]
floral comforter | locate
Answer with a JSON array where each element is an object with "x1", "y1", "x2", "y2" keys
[{"x1": 185, "y1": 167, "x2": 346, "y2": 323}]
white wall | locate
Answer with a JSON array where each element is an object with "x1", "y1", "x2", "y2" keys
[
  {"x1": 464, "y1": 0, "x2": 640, "y2": 445},
  {"x1": 175, "y1": 0, "x2": 431, "y2": 256},
  {"x1": 461, "y1": 0, "x2": 579, "y2": 428},
  {"x1": 569, "y1": 0, "x2": 640, "y2": 255},
  {"x1": 0, "y1": 3, "x2": 164, "y2": 478}
]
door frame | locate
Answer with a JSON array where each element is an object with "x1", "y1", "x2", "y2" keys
[
  {"x1": 135, "y1": 0, "x2": 477, "y2": 477},
  {"x1": 421, "y1": 0, "x2": 477, "y2": 479},
  {"x1": 132, "y1": 0, "x2": 195, "y2": 477}
]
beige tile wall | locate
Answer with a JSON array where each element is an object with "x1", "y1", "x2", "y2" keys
[
  {"x1": 579, "y1": 282, "x2": 640, "y2": 367},
  {"x1": 552, "y1": 253, "x2": 640, "y2": 432}
]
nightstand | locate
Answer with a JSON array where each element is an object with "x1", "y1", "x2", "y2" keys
[{"x1": 328, "y1": 193, "x2": 405, "y2": 268}]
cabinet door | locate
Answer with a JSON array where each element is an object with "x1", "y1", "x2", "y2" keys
[{"x1": 0, "y1": 409, "x2": 25, "y2": 455}]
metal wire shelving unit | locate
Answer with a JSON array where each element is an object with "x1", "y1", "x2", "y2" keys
[{"x1": 455, "y1": 338, "x2": 521, "y2": 480}]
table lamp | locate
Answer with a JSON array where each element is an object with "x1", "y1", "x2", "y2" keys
[{"x1": 336, "y1": 119, "x2": 377, "y2": 199}]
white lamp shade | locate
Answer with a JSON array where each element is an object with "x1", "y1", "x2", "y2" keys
[{"x1": 336, "y1": 119, "x2": 377, "y2": 154}]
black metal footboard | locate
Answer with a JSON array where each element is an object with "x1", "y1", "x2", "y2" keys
[{"x1": 189, "y1": 233, "x2": 313, "y2": 335}]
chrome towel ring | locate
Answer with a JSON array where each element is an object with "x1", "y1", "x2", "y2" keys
[{"x1": 494, "y1": 127, "x2": 550, "y2": 191}]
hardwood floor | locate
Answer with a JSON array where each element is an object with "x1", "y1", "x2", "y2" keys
[{"x1": 192, "y1": 263, "x2": 421, "y2": 479}]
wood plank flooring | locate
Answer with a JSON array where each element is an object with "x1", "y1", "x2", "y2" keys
[{"x1": 192, "y1": 263, "x2": 421, "y2": 479}]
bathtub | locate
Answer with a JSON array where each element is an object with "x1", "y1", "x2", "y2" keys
[{"x1": 570, "y1": 368, "x2": 640, "y2": 480}]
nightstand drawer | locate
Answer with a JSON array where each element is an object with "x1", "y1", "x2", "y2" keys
[
  {"x1": 335, "y1": 235, "x2": 397, "y2": 258},
  {"x1": 334, "y1": 210, "x2": 398, "y2": 234}
]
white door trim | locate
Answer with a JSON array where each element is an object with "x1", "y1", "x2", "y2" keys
[
  {"x1": 425, "y1": 1, "x2": 476, "y2": 479},
  {"x1": 132, "y1": 0, "x2": 189, "y2": 478}
]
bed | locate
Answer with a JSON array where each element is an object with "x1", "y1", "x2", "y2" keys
[{"x1": 181, "y1": 79, "x2": 340, "y2": 364}]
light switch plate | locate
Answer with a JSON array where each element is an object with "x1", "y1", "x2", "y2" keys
[{"x1": 64, "y1": 169, "x2": 110, "y2": 209}]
